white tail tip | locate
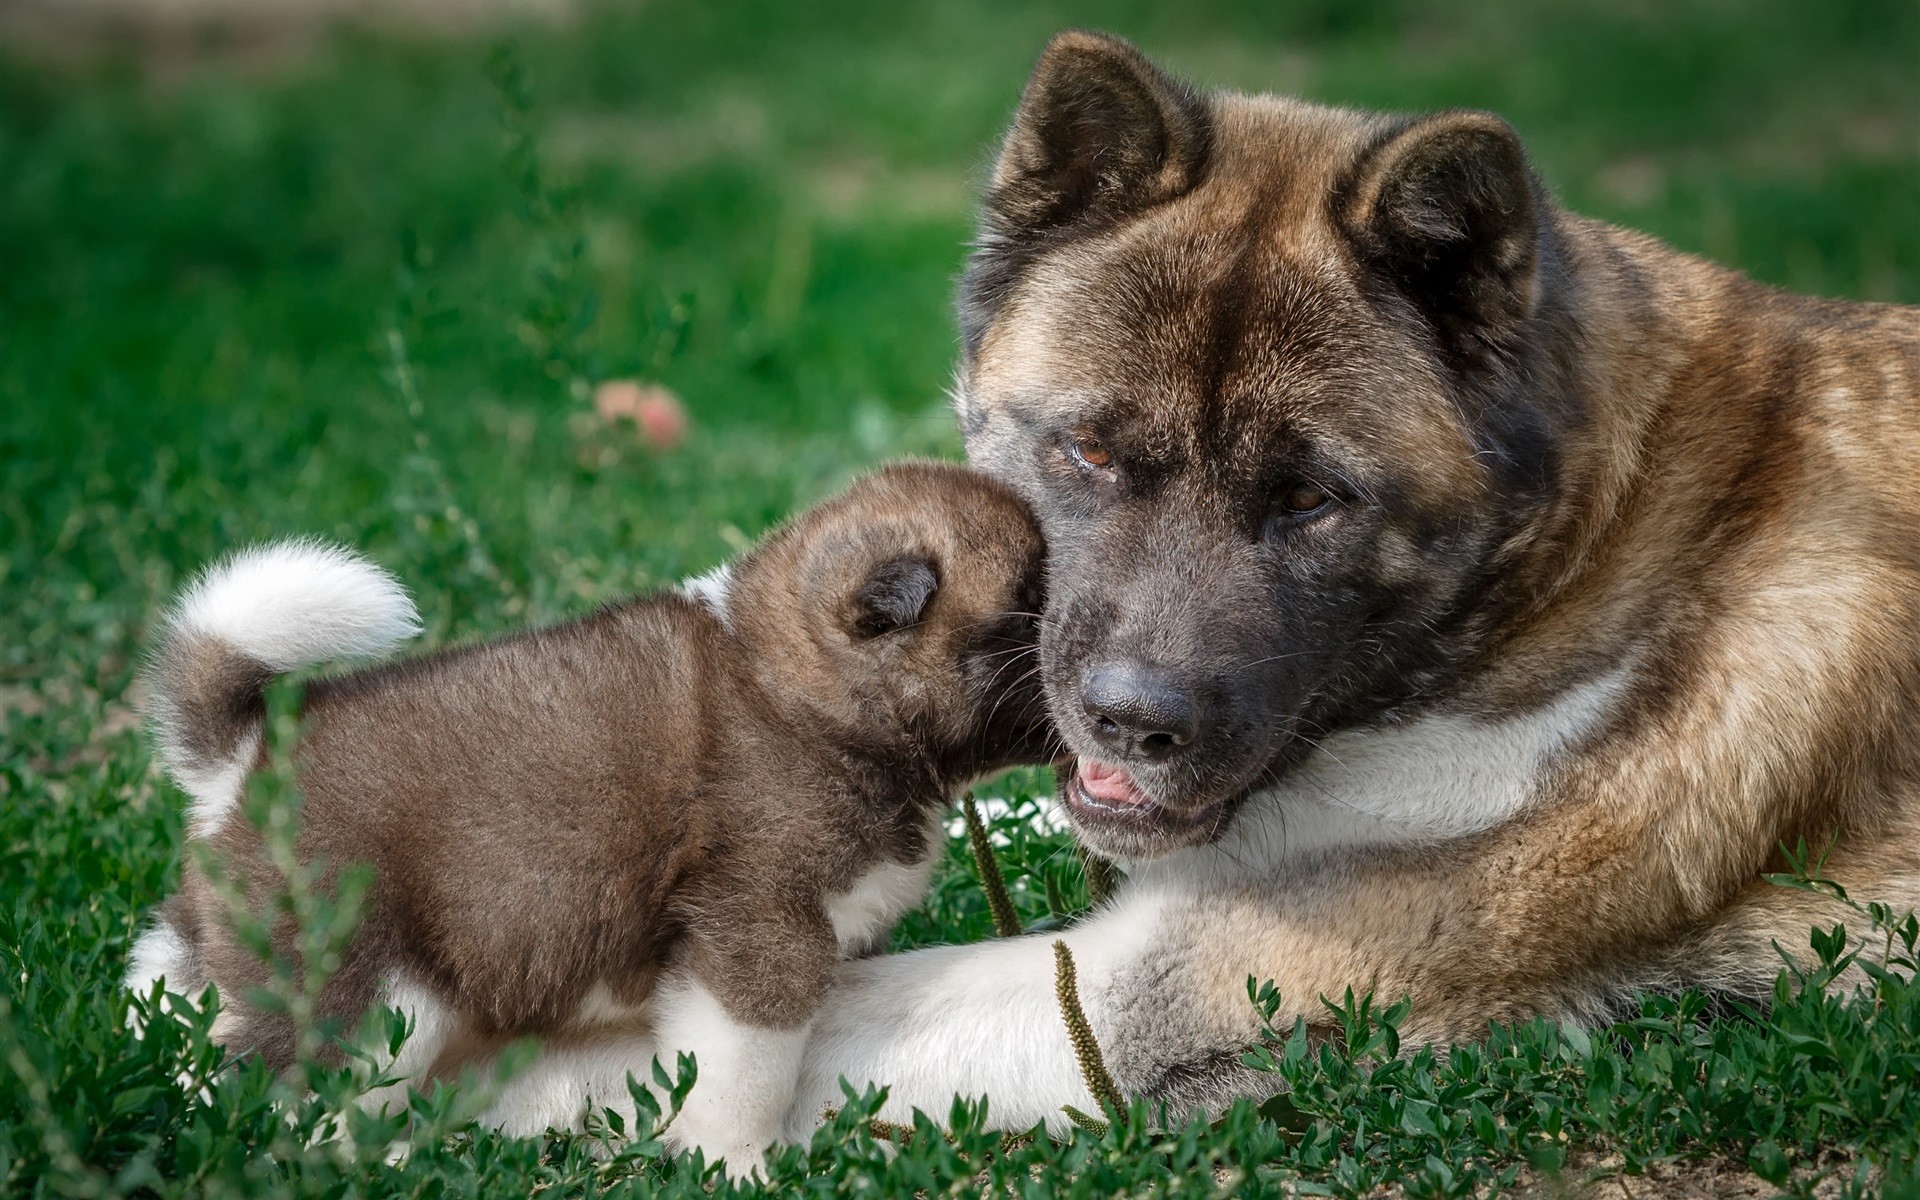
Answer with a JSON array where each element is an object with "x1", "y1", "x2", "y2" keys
[{"x1": 172, "y1": 539, "x2": 421, "y2": 672}]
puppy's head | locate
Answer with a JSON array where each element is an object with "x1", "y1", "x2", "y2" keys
[{"x1": 729, "y1": 462, "x2": 1055, "y2": 784}]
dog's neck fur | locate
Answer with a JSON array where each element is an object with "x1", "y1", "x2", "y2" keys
[{"x1": 1465, "y1": 214, "x2": 1798, "y2": 705}]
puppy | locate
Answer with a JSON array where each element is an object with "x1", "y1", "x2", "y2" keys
[{"x1": 127, "y1": 461, "x2": 1053, "y2": 1170}]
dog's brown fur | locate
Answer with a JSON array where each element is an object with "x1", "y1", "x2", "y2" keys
[
  {"x1": 144, "y1": 463, "x2": 1051, "y2": 1075},
  {"x1": 930, "y1": 30, "x2": 1920, "y2": 1100}
]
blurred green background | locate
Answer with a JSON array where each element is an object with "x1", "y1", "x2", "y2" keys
[{"x1": 3, "y1": 0, "x2": 1918, "y2": 728}]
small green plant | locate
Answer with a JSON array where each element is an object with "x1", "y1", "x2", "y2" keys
[
  {"x1": 383, "y1": 321, "x2": 507, "y2": 597},
  {"x1": 486, "y1": 43, "x2": 596, "y2": 400},
  {"x1": 1766, "y1": 836, "x2": 1920, "y2": 993},
  {"x1": 963, "y1": 791, "x2": 1023, "y2": 938},
  {"x1": 1053, "y1": 939, "x2": 1128, "y2": 1135},
  {"x1": 192, "y1": 682, "x2": 379, "y2": 1089}
]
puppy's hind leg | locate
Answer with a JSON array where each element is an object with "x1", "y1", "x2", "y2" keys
[
  {"x1": 650, "y1": 920, "x2": 833, "y2": 1179},
  {"x1": 355, "y1": 973, "x2": 462, "y2": 1119},
  {"x1": 649, "y1": 972, "x2": 810, "y2": 1178},
  {"x1": 125, "y1": 912, "x2": 211, "y2": 1032}
]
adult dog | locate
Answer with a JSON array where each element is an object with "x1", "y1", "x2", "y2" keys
[{"x1": 771, "y1": 30, "x2": 1920, "y2": 1129}]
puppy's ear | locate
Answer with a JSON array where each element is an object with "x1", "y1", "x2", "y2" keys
[{"x1": 847, "y1": 556, "x2": 939, "y2": 639}]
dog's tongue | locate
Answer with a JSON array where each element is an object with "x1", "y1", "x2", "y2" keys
[{"x1": 1077, "y1": 759, "x2": 1154, "y2": 808}]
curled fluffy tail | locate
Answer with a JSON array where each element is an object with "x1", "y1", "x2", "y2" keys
[{"x1": 148, "y1": 539, "x2": 419, "y2": 836}]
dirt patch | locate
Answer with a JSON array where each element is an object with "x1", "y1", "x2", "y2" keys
[
  {"x1": 1513, "y1": 1148, "x2": 1868, "y2": 1200},
  {"x1": 1252, "y1": 1148, "x2": 1869, "y2": 1198}
]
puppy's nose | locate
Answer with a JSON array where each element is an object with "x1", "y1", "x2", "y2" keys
[{"x1": 1081, "y1": 663, "x2": 1198, "y2": 761}]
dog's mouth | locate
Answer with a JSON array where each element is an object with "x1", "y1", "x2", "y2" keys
[{"x1": 1060, "y1": 758, "x2": 1231, "y2": 857}]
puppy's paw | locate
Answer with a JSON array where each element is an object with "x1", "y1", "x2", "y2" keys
[{"x1": 664, "y1": 1120, "x2": 771, "y2": 1182}]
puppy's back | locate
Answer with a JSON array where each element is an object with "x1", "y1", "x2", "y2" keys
[
  {"x1": 299, "y1": 593, "x2": 719, "y2": 830},
  {"x1": 214, "y1": 591, "x2": 734, "y2": 1032}
]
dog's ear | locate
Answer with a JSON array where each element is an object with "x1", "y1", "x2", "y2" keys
[
  {"x1": 961, "y1": 31, "x2": 1210, "y2": 356},
  {"x1": 846, "y1": 556, "x2": 939, "y2": 639},
  {"x1": 984, "y1": 31, "x2": 1210, "y2": 238},
  {"x1": 1341, "y1": 111, "x2": 1542, "y2": 367}
]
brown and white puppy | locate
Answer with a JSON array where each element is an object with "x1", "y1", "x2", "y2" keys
[
  {"x1": 772, "y1": 31, "x2": 1920, "y2": 1134},
  {"x1": 125, "y1": 461, "x2": 1052, "y2": 1171}
]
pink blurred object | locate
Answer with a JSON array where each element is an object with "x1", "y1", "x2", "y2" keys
[{"x1": 593, "y1": 380, "x2": 688, "y2": 451}]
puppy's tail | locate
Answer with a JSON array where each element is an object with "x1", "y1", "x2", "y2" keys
[{"x1": 147, "y1": 539, "x2": 419, "y2": 836}]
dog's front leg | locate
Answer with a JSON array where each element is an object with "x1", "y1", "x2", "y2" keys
[{"x1": 783, "y1": 895, "x2": 1173, "y2": 1138}]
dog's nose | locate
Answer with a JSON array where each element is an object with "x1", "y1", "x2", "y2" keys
[{"x1": 1081, "y1": 663, "x2": 1198, "y2": 761}]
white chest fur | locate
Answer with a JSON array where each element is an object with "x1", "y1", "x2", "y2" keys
[
  {"x1": 1143, "y1": 666, "x2": 1631, "y2": 883},
  {"x1": 824, "y1": 818, "x2": 944, "y2": 955}
]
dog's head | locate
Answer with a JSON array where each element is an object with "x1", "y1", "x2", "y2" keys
[
  {"x1": 958, "y1": 32, "x2": 1579, "y2": 860},
  {"x1": 731, "y1": 461, "x2": 1055, "y2": 785}
]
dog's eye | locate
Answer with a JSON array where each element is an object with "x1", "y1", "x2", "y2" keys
[
  {"x1": 1281, "y1": 483, "x2": 1331, "y2": 515},
  {"x1": 1067, "y1": 430, "x2": 1113, "y2": 468},
  {"x1": 1264, "y1": 482, "x2": 1337, "y2": 541}
]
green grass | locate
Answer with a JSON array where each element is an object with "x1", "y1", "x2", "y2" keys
[{"x1": 5, "y1": 0, "x2": 1920, "y2": 1195}]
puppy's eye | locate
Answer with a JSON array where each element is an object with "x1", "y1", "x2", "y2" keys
[
  {"x1": 1068, "y1": 435, "x2": 1116, "y2": 479},
  {"x1": 1281, "y1": 482, "x2": 1331, "y2": 515}
]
